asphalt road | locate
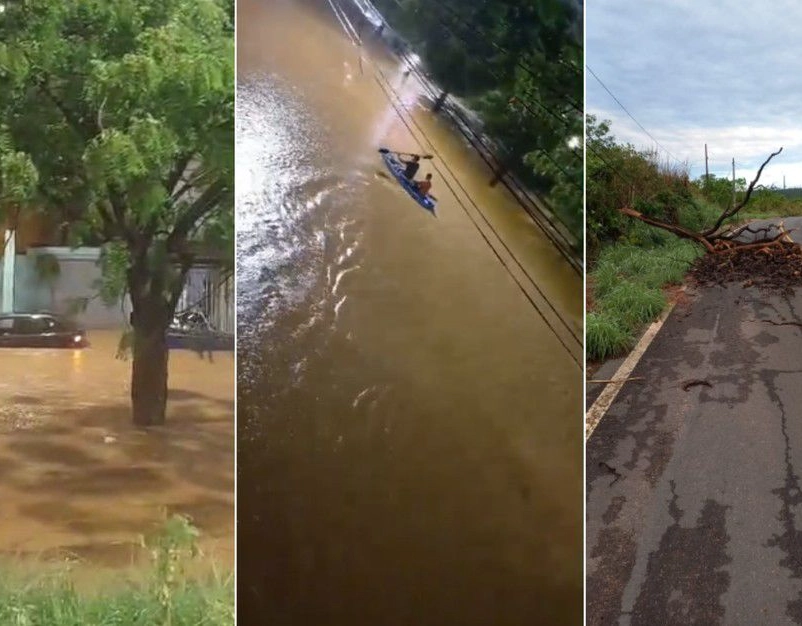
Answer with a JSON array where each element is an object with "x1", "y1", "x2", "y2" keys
[
  {"x1": 587, "y1": 284, "x2": 802, "y2": 625},
  {"x1": 732, "y1": 216, "x2": 802, "y2": 243}
]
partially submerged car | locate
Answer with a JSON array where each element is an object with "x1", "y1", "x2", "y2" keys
[{"x1": 0, "y1": 312, "x2": 87, "y2": 348}]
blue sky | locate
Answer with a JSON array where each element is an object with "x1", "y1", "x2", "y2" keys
[{"x1": 586, "y1": 0, "x2": 802, "y2": 187}]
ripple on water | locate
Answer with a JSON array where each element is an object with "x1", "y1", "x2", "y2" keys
[{"x1": 235, "y1": 74, "x2": 362, "y2": 392}]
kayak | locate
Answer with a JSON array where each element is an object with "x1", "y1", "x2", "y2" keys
[{"x1": 380, "y1": 149, "x2": 436, "y2": 214}]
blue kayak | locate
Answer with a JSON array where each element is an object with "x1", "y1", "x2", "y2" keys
[{"x1": 380, "y1": 149, "x2": 436, "y2": 214}]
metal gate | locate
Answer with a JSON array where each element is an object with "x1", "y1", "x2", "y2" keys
[{"x1": 175, "y1": 267, "x2": 234, "y2": 334}]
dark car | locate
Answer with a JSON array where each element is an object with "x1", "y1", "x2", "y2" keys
[{"x1": 0, "y1": 313, "x2": 88, "y2": 348}]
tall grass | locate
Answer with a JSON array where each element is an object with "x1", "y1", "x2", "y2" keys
[
  {"x1": 0, "y1": 516, "x2": 233, "y2": 626},
  {"x1": 587, "y1": 238, "x2": 702, "y2": 362},
  {"x1": 586, "y1": 312, "x2": 631, "y2": 361}
]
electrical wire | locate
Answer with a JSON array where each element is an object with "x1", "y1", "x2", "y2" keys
[
  {"x1": 396, "y1": 49, "x2": 583, "y2": 261},
  {"x1": 587, "y1": 65, "x2": 685, "y2": 167},
  {"x1": 324, "y1": 0, "x2": 583, "y2": 365}
]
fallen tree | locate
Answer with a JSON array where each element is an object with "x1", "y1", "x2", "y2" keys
[
  {"x1": 620, "y1": 147, "x2": 785, "y2": 253},
  {"x1": 619, "y1": 147, "x2": 802, "y2": 291}
]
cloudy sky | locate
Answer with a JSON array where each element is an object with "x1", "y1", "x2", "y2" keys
[{"x1": 586, "y1": 1, "x2": 802, "y2": 187}]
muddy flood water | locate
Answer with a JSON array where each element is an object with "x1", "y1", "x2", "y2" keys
[
  {"x1": 237, "y1": 0, "x2": 583, "y2": 623},
  {"x1": 0, "y1": 330, "x2": 234, "y2": 575}
]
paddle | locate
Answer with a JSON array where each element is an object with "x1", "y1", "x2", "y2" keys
[{"x1": 378, "y1": 148, "x2": 433, "y2": 159}]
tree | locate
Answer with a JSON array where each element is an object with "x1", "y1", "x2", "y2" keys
[
  {"x1": 693, "y1": 173, "x2": 747, "y2": 210},
  {"x1": 33, "y1": 251, "x2": 61, "y2": 310},
  {"x1": 0, "y1": 0, "x2": 234, "y2": 425},
  {"x1": 621, "y1": 149, "x2": 783, "y2": 253},
  {"x1": 371, "y1": 0, "x2": 582, "y2": 240}
]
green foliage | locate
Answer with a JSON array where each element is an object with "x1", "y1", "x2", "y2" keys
[
  {"x1": 586, "y1": 312, "x2": 631, "y2": 362},
  {"x1": 777, "y1": 187, "x2": 802, "y2": 201},
  {"x1": 586, "y1": 115, "x2": 698, "y2": 259},
  {"x1": 0, "y1": 0, "x2": 233, "y2": 421},
  {"x1": 96, "y1": 243, "x2": 130, "y2": 306},
  {"x1": 142, "y1": 514, "x2": 201, "y2": 625},
  {"x1": 0, "y1": 516, "x2": 233, "y2": 626},
  {"x1": 0, "y1": 0, "x2": 233, "y2": 301},
  {"x1": 587, "y1": 239, "x2": 702, "y2": 361},
  {"x1": 373, "y1": 0, "x2": 582, "y2": 240},
  {"x1": 0, "y1": 151, "x2": 38, "y2": 206},
  {"x1": 691, "y1": 173, "x2": 745, "y2": 211},
  {"x1": 600, "y1": 283, "x2": 665, "y2": 329}
]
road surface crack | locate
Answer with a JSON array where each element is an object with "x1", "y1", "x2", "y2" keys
[
  {"x1": 681, "y1": 379, "x2": 713, "y2": 392},
  {"x1": 599, "y1": 461, "x2": 623, "y2": 486}
]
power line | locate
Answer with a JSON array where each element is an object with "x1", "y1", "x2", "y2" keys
[
  {"x1": 586, "y1": 65, "x2": 685, "y2": 166},
  {"x1": 432, "y1": 0, "x2": 582, "y2": 106},
  {"x1": 379, "y1": 0, "x2": 582, "y2": 113},
  {"x1": 326, "y1": 0, "x2": 583, "y2": 366},
  {"x1": 397, "y1": 50, "x2": 583, "y2": 266},
  {"x1": 373, "y1": 70, "x2": 583, "y2": 364}
]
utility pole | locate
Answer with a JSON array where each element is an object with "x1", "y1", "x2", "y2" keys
[
  {"x1": 732, "y1": 158, "x2": 736, "y2": 208},
  {"x1": 784, "y1": 175, "x2": 787, "y2": 190},
  {"x1": 704, "y1": 143, "x2": 709, "y2": 189}
]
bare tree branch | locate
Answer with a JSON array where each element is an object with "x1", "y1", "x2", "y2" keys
[
  {"x1": 620, "y1": 148, "x2": 786, "y2": 254},
  {"x1": 619, "y1": 206, "x2": 716, "y2": 253},
  {"x1": 702, "y1": 147, "x2": 783, "y2": 237},
  {"x1": 166, "y1": 179, "x2": 228, "y2": 254},
  {"x1": 164, "y1": 153, "x2": 194, "y2": 194}
]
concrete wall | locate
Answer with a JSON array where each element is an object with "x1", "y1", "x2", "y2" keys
[
  {"x1": 12, "y1": 246, "x2": 233, "y2": 332},
  {"x1": 15, "y1": 247, "x2": 131, "y2": 329}
]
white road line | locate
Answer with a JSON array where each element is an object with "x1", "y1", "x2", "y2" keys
[{"x1": 585, "y1": 302, "x2": 676, "y2": 440}]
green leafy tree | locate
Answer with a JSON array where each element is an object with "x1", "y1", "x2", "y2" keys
[
  {"x1": 371, "y1": 0, "x2": 582, "y2": 241},
  {"x1": 692, "y1": 173, "x2": 746, "y2": 210},
  {"x1": 0, "y1": 0, "x2": 234, "y2": 425},
  {"x1": 586, "y1": 115, "x2": 694, "y2": 258}
]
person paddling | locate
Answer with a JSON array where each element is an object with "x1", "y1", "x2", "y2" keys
[{"x1": 398, "y1": 153, "x2": 420, "y2": 179}]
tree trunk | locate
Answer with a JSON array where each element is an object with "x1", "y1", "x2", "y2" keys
[
  {"x1": 131, "y1": 315, "x2": 170, "y2": 426},
  {"x1": 432, "y1": 90, "x2": 448, "y2": 113},
  {"x1": 489, "y1": 166, "x2": 508, "y2": 187}
]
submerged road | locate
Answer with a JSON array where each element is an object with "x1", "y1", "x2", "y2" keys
[
  {"x1": 237, "y1": 0, "x2": 583, "y2": 624},
  {"x1": 587, "y1": 284, "x2": 802, "y2": 624}
]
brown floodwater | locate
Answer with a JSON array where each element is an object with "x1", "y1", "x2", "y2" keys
[
  {"x1": 0, "y1": 330, "x2": 234, "y2": 576},
  {"x1": 236, "y1": 0, "x2": 583, "y2": 623}
]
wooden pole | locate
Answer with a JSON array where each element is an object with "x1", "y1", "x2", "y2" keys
[
  {"x1": 704, "y1": 143, "x2": 709, "y2": 189},
  {"x1": 732, "y1": 158, "x2": 736, "y2": 208},
  {"x1": 432, "y1": 90, "x2": 448, "y2": 113}
]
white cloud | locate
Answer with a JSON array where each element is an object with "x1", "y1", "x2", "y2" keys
[{"x1": 587, "y1": 1, "x2": 802, "y2": 186}]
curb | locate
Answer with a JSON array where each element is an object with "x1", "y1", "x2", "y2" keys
[{"x1": 585, "y1": 302, "x2": 676, "y2": 440}]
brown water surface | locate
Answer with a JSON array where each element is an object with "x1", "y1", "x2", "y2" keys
[
  {"x1": 0, "y1": 330, "x2": 234, "y2": 574},
  {"x1": 237, "y1": 0, "x2": 583, "y2": 623}
]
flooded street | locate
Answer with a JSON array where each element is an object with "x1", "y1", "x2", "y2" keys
[
  {"x1": 0, "y1": 331, "x2": 234, "y2": 572},
  {"x1": 237, "y1": 0, "x2": 583, "y2": 623}
]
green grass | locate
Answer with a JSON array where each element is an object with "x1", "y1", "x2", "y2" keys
[
  {"x1": 0, "y1": 516, "x2": 233, "y2": 626},
  {"x1": 601, "y1": 283, "x2": 666, "y2": 328},
  {"x1": 588, "y1": 237, "x2": 703, "y2": 362},
  {"x1": 586, "y1": 312, "x2": 632, "y2": 361},
  {"x1": 0, "y1": 577, "x2": 233, "y2": 626}
]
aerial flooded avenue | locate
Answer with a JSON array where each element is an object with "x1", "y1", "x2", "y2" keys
[{"x1": 236, "y1": 0, "x2": 583, "y2": 623}]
